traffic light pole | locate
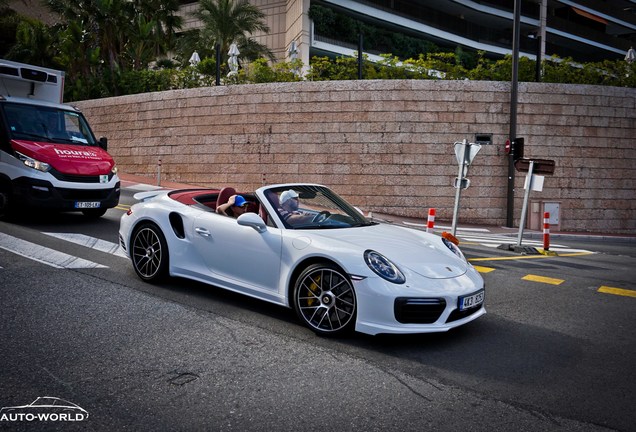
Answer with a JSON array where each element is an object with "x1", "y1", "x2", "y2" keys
[{"x1": 507, "y1": 0, "x2": 522, "y2": 228}]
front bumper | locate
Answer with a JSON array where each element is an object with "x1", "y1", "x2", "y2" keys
[
  {"x1": 353, "y1": 270, "x2": 486, "y2": 335},
  {"x1": 11, "y1": 176, "x2": 120, "y2": 211}
]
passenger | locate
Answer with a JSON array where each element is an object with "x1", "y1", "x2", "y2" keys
[
  {"x1": 278, "y1": 189, "x2": 313, "y2": 225},
  {"x1": 216, "y1": 194, "x2": 249, "y2": 218}
]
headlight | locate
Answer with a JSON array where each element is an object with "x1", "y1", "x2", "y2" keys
[
  {"x1": 16, "y1": 152, "x2": 50, "y2": 172},
  {"x1": 364, "y1": 250, "x2": 405, "y2": 284},
  {"x1": 111, "y1": 165, "x2": 118, "y2": 174},
  {"x1": 442, "y1": 237, "x2": 466, "y2": 261}
]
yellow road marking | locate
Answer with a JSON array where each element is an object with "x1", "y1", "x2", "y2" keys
[
  {"x1": 468, "y1": 251, "x2": 593, "y2": 262},
  {"x1": 115, "y1": 205, "x2": 130, "y2": 211},
  {"x1": 598, "y1": 286, "x2": 636, "y2": 298},
  {"x1": 473, "y1": 265, "x2": 495, "y2": 273},
  {"x1": 522, "y1": 274, "x2": 564, "y2": 285}
]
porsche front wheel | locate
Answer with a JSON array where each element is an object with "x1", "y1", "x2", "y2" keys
[
  {"x1": 131, "y1": 223, "x2": 169, "y2": 282},
  {"x1": 293, "y1": 263, "x2": 356, "y2": 336}
]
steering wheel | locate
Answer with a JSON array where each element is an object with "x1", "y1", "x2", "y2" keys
[{"x1": 312, "y1": 210, "x2": 332, "y2": 223}]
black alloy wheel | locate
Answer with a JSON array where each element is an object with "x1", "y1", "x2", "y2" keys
[
  {"x1": 293, "y1": 263, "x2": 357, "y2": 335},
  {"x1": 131, "y1": 223, "x2": 169, "y2": 282}
]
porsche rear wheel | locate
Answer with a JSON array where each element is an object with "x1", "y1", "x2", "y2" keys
[
  {"x1": 131, "y1": 223, "x2": 169, "y2": 282},
  {"x1": 293, "y1": 263, "x2": 356, "y2": 336}
]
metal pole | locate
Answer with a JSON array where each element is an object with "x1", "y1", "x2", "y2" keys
[
  {"x1": 506, "y1": 0, "x2": 522, "y2": 227},
  {"x1": 358, "y1": 33, "x2": 363, "y2": 80},
  {"x1": 517, "y1": 161, "x2": 534, "y2": 246},
  {"x1": 451, "y1": 140, "x2": 468, "y2": 236},
  {"x1": 535, "y1": 36, "x2": 541, "y2": 82},
  {"x1": 215, "y1": 43, "x2": 221, "y2": 86}
]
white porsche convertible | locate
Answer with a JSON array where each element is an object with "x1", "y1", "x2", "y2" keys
[{"x1": 119, "y1": 184, "x2": 485, "y2": 336}]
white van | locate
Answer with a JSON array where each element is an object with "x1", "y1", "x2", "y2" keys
[{"x1": 0, "y1": 60, "x2": 119, "y2": 218}]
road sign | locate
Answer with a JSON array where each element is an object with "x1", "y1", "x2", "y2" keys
[
  {"x1": 454, "y1": 142, "x2": 481, "y2": 166},
  {"x1": 514, "y1": 158, "x2": 555, "y2": 175},
  {"x1": 454, "y1": 177, "x2": 470, "y2": 189}
]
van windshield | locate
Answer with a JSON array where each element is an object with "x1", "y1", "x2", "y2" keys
[{"x1": 3, "y1": 103, "x2": 97, "y2": 146}]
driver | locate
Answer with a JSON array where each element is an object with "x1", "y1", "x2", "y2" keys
[{"x1": 278, "y1": 189, "x2": 313, "y2": 225}]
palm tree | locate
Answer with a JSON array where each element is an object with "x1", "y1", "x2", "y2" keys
[
  {"x1": 45, "y1": 0, "x2": 182, "y2": 72},
  {"x1": 6, "y1": 19, "x2": 57, "y2": 67},
  {"x1": 192, "y1": 0, "x2": 274, "y2": 72},
  {"x1": 131, "y1": 0, "x2": 183, "y2": 60}
]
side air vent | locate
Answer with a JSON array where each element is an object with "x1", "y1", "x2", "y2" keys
[{"x1": 169, "y1": 212, "x2": 185, "y2": 239}]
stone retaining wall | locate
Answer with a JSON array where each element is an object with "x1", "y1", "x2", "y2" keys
[{"x1": 75, "y1": 80, "x2": 636, "y2": 234}]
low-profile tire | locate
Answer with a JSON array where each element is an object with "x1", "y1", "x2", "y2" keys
[
  {"x1": 293, "y1": 263, "x2": 357, "y2": 336},
  {"x1": 0, "y1": 189, "x2": 11, "y2": 220},
  {"x1": 82, "y1": 208, "x2": 108, "y2": 218},
  {"x1": 130, "y1": 222, "x2": 169, "y2": 282}
]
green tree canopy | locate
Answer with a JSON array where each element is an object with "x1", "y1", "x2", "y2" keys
[{"x1": 189, "y1": 0, "x2": 274, "y2": 73}]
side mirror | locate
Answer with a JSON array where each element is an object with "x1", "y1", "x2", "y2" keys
[
  {"x1": 237, "y1": 212, "x2": 267, "y2": 233},
  {"x1": 98, "y1": 136, "x2": 108, "y2": 150}
]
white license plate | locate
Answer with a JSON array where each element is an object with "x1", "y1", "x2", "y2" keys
[
  {"x1": 458, "y1": 289, "x2": 484, "y2": 311},
  {"x1": 75, "y1": 201, "x2": 101, "y2": 209}
]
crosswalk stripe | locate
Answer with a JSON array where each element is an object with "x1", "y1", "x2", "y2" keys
[
  {"x1": 0, "y1": 232, "x2": 107, "y2": 269},
  {"x1": 43, "y1": 232, "x2": 127, "y2": 258}
]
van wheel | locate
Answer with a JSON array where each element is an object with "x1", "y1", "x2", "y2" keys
[
  {"x1": 0, "y1": 189, "x2": 11, "y2": 219},
  {"x1": 82, "y1": 208, "x2": 107, "y2": 218}
]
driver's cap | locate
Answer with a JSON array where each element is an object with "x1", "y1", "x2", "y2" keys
[{"x1": 280, "y1": 189, "x2": 299, "y2": 204}]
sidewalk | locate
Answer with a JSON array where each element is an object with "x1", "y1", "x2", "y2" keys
[{"x1": 118, "y1": 172, "x2": 635, "y2": 242}]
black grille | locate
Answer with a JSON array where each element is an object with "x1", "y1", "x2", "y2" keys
[
  {"x1": 50, "y1": 169, "x2": 115, "y2": 183},
  {"x1": 57, "y1": 186, "x2": 116, "y2": 201},
  {"x1": 394, "y1": 298, "x2": 446, "y2": 324},
  {"x1": 446, "y1": 305, "x2": 483, "y2": 323}
]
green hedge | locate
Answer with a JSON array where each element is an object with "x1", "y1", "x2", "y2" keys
[{"x1": 64, "y1": 51, "x2": 635, "y2": 100}]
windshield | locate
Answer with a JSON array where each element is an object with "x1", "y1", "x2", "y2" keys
[
  {"x1": 266, "y1": 185, "x2": 376, "y2": 230},
  {"x1": 3, "y1": 103, "x2": 97, "y2": 146}
]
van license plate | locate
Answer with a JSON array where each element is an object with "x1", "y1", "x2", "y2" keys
[
  {"x1": 75, "y1": 201, "x2": 100, "y2": 209},
  {"x1": 458, "y1": 289, "x2": 484, "y2": 311}
]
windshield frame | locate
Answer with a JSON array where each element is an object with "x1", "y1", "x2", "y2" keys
[
  {"x1": 1, "y1": 101, "x2": 98, "y2": 147},
  {"x1": 263, "y1": 184, "x2": 375, "y2": 230}
]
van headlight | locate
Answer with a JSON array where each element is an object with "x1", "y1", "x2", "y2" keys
[
  {"x1": 111, "y1": 165, "x2": 118, "y2": 174},
  {"x1": 16, "y1": 152, "x2": 50, "y2": 172},
  {"x1": 364, "y1": 250, "x2": 405, "y2": 284}
]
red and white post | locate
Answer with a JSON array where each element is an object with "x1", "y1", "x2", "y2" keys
[
  {"x1": 543, "y1": 212, "x2": 550, "y2": 251},
  {"x1": 426, "y1": 208, "x2": 436, "y2": 233}
]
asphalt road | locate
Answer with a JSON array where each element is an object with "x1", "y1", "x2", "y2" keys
[{"x1": 0, "y1": 188, "x2": 634, "y2": 431}]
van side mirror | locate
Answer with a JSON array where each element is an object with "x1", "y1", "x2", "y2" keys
[{"x1": 98, "y1": 136, "x2": 108, "y2": 150}]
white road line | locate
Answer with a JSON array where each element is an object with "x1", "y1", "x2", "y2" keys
[
  {"x1": 458, "y1": 234, "x2": 593, "y2": 253},
  {"x1": 43, "y1": 232, "x2": 127, "y2": 258},
  {"x1": 0, "y1": 232, "x2": 107, "y2": 269},
  {"x1": 124, "y1": 183, "x2": 163, "y2": 192},
  {"x1": 402, "y1": 221, "x2": 491, "y2": 233}
]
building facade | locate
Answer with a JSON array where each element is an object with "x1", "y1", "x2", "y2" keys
[{"x1": 177, "y1": 0, "x2": 635, "y2": 67}]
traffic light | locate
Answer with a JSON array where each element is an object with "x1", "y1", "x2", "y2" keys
[{"x1": 513, "y1": 137, "x2": 524, "y2": 160}]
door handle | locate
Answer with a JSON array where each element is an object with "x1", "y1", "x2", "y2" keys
[{"x1": 195, "y1": 227, "x2": 210, "y2": 237}]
